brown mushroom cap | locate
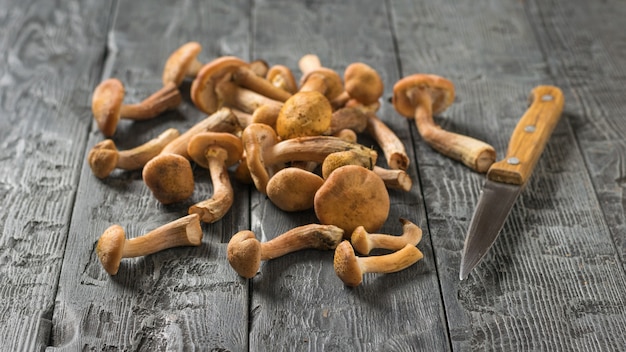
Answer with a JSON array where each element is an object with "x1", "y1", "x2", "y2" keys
[
  {"x1": 333, "y1": 240, "x2": 363, "y2": 286},
  {"x1": 276, "y1": 91, "x2": 332, "y2": 139},
  {"x1": 88, "y1": 139, "x2": 119, "y2": 179},
  {"x1": 392, "y1": 74, "x2": 455, "y2": 118},
  {"x1": 92, "y1": 78, "x2": 125, "y2": 137},
  {"x1": 162, "y1": 42, "x2": 203, "y2": 86},
  {"x1": 227, "y1": 230, "x2": 262, "y2": 279},
  {"x1": 266, "y1": 168, "x2": 324, "y2": 212},
  {"x1": 344, "y1": 62, "x2": 384, "y2": 105},
  {"x1": 187, "y1": 132, "x2": 243, "y2": 169},
  {"x1": 191, "y1": 56, "x2": 248, "y2": 114},
  {"x1": 266, "y1": 65, "x2": 298, "y2": 94},
  {"x1": 142, "y1": 153, "x2": 195, "y2": 204},
  {"x1": 314, "y1": 165, "x2": 390, "y2": 236},
  {"x1": 96, "y1": 224, "x2": 126, "y2": 275},
  {"x1": 299, "y1": 67, "x2": 344, "y2": 101}
]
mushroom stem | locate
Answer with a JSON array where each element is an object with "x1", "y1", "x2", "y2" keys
[
  {"x1": 408, "y1": 88, "x2": 495, "y2": 173},
  {"x1": 189, "y1": 149, "x2": 234, "y2": 223},
  {"x1": 162, "y1": 42, "x2": 203, "y2": 86},
  {"x1": 88, "y1": 128, "x2": 180, "y2": 178},
  {"x1": 365, "y1": 111, "x2": 409, "y2": 170},
  {"x1": 96, "y1": 214, "x2": 203, "y2": 275},
  {"x1": 118, "y1": 82, "x2": 182, "y2": 120},
  {"x1": 325, "y1": 106, "x2": 369, "y2": 135},
  {"x1": 333, "y1": 241, "x2": 423, "y2": 287},
  {"x1": 232, "y1": 66, "x2": 292, "y2": 102},
  {"x1": 298, "y1": 54, "x2": 322, "y2": 76},
  {"x1": 227, "y1": 224, "x2": 344, "y2": 278},
  {"x1": 217, "y1": 80, "x2": 283, "y2": 126},
  {"x1": 373, "y1": 166, "x2": 412, "y2": 191},
  {"x1": 351, "y1": 218, "x2": 422, "y2": 255}
]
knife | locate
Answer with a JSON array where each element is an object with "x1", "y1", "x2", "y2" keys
[{"x1": 459, "y1": 85, "x2": 564, "y2": 280}]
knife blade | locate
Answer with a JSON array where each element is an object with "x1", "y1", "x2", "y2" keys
[{"x1": 459, "y1": 85, "x2": 564, "y2": 280}]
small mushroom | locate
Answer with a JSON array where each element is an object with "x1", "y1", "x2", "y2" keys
[
  {"x1": 162, "y1": 41, "x2": 203, "y2": 87},
  {"x1": 88, "y1": 128, "x2": 180, "y2": 178},
  {"x1": 248, "y1": 59, "x2": 270, "y2": 77},
  {"x1": 331, "y1": 62, "x2": 384, "y2": 109},
  {"x1": 227, "y1": 224, "x2": 344, "y2": 279},
  {"x1": 297, "y1": 54, "x2": 343, "y2": 102},
  {"x1": 314, "y1": 165, "x2": 389, "y2": 236},
  {"x1": 326, "y1": 106, "x2": 369, "y2": 136},
  {"x1": 266, "y1": 168, "x2": 325, "y2": 212},
  {"x1": 333, "y1": 240, "x2": 423, "y2": 287},
  {"x1": 187, "y1": 132, "x2": 243, "y2": 223},
  {"x1": 321, "y1": 150, "x2": 372, "y2": 179},
  {"x1": 351, "y1": 218, "x2": 422, "y2": 255},
  {"x1": 91, "y1": 78, "x2": 182, "y2": 137},
  {"x1": 276, "y1": 91, "x2": 332, "y2": 139},
  {"x1": 392, "y1": 74, "x2": 496, "y2": 173},
  {"x1": 96, "y1": 214, "x2": 203, "y2": 275},
  {"x1": 266, "y1": 65, "x2": 298, "y2": 94},
  {"x1": 242, "y1": 123, "x2": 377, "y2": 193}
]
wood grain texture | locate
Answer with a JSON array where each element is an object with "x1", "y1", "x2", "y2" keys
[
  {"x1": 0, "y1": 0, "x2": 112, "y2": 350},
  {"x1": 247, "y1": 1, "x2": 449, "y2": 351},
  {"x1": 48, "y1": 0, "x2": 252, "y2": 350},
  {"x1": 390, "y1": 0, "x2": 626, "y2": 351}
]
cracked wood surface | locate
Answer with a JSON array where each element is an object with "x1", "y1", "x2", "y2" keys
[{"x1": 0, "y1": 0, "x2": 625, "y2": 351}]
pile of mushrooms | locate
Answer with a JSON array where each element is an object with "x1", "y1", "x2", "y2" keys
[{"x1": 87, "y1": 41, "x2": 493, "y2": 286}]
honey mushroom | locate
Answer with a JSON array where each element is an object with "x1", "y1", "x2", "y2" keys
[
  {"x1": 276, "y1": 91, "x2": 333, "y2": 139},
  {"x1": 266, "y1": 65, "x2": 298, "y2": 94},
  {"x1": 351, "y1": 218, "x2": 422, "y2": 255},
  {"x1": 314, "y1": 165, "x2": 390, "y2": 237},
  {"x1": 297, "y1": 54, "x2": 344, "y2": 102},
  {"x1": 331, "y1": 62, "x2": 384, "y2": 110},
  {"x1": 96, "y1": 214, "x2": 203, "y2": 275},
  {"x1": 227, "y1": 224, "x2": 344, "y2": 279},
  {"x1": 142, "y1": 108, "x2": 241, "y2": 204},
  {"x1": 162, "y1": 41, "x2": 203, "y2": 87},
  {"x1": 333, "y1": 241, "x2": 423, "y2": 287},
  {"x1": 186, "y1": 132, "x2": 243, "y2": 223},
  {"x1": 364, "y1": 110, "x2": 410, "y2": 171},
  {"x1": 266, "y1": 167, "x2": 325, "y2": 212},
  {"x1": 392, "y1": 74, "x2": 496, "y2": 173},
  {"x1": 88, "y1": 128, "x2": 180, "y2": 179},
  {"x1": 91, "y1": 78, "x2": 182, "y2": 137},
  {"x1": 242, "y1": 123, "x2": 377, "y2": 194}
]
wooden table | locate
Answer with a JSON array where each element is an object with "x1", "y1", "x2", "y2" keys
[{"x1": 2, "y1": 0, "x2": 625, "y2": 350}]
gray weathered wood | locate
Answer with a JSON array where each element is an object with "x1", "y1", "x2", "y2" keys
[
  {"x1": 48, "y1": 0, "x2": 252, "y2": 350},
  {"x1": 390, "y1": 0, "x2": 626, "y2": 351},
  {"x1": 247, "y1": 1, "x2": 449, "y2": 351},
  {"x1": 0, "y1": 0, "x2": 112, "y2": 350}
]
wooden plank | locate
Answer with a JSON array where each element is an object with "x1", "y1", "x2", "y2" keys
[
  {"x1": 0, "y1": 1, "x2": 113, "y2": 350},
  {"x1": 49, "y1": 0, "x2": 252, "y2": 350},
  {"x1": 247, "y1": 1, "x2": 450, "y2": 350},
  {"x1": 390, "y1": 0, "x2": 626, "y2": 351}
]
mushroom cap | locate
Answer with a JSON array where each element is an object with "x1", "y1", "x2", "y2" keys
[
  {"x1": 248, "y1": 59, "x2": 269, "y2": 77},
  {"x1": 333, "y1": 240, "x2": 363, "y2": 286},
  {"x1": 392, "y1": 74, "x2": 455, "y2": 118},
  {"x1": 162, "y1": 41, "x2": 202, "y2": 86},
  {"x1": 191, "y1": 56, "x2": 247, "y2": 114},
  {"x1": 314, "y1": 165, "x2": 390, "y2": 236},
  {"x1": 266, "y1": 168, "x2": 324, "y2": 212},
  {"x1": 344, "y1": 62, "x2": 384, "y2": 105},
  {"x1": 96, "y1": 224, "x2": 126, "y2": 275},
  {"x1": 92, "y1": 78, "x2": 125, "y2": 137},
  {"x1": 276, "y1": 91, "x2": 332, "y2": 139},
  {"x1": 299, "y1": 67, "x2": 344, "y2": 101},
  {"x1": 241, "y1": 123, "x2": 280, "y2": 193},
  {"x1": 321, "y1": 150, "x2": 372, "y2": 179},
  {"x1": 187, "y1": 132, "x2": 243, "y2": 169},
  {"x1": 88, "y1": 139, "x2": 119, "y2": 179},
  {"x1": 266, "y1": 65, "x2": 297, "y2": 94},
  {"x1": 227, "y1": 230, "x2": 262, "y2": 278},
  {"x1": 142, "y1": 153, "x2": 195, "y2": 204}
]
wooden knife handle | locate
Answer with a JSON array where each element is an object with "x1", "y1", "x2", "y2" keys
[{"x1": 487, "y1": 85, "x2": 564, "y2": 185}]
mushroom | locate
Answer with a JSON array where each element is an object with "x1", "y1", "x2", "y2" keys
[
  {"x1": 297, "y1": 54, "x2": 343, "y2": 102},
  {"x1": 331, "y1": 62, "x2": 384, "y2": 109},
  {"x1": 227, "y1": 224, "x2": 344, "y2": 279},
  {"x1": 364, "y1": 110, "x2": 410, "y2": 170},
  {"x1": 96, "y1": 214, "x2": 203, "y2": 275},
  {"x1": 190, "y1": 56, "x2": 289, "y2": 116},
  {"x1": 162, "y1": 41, "x2": 203, "y2": 87},
  {"x1": 141, "y1": 108, "x2": 241, "y2": 204},
  {"x1": 266, "y1": 65, "x2": 298, "y2": 94},
  {"x1": 91, "y1": 78, "x2": 182, "y2": 137},
  {"x1": 298, "y1": 54, "x2": 322, "y2": 76},
  {"x1": 326, "y1": 106, "x2": 369, "y2": 135},
  {"x1": 215, "y1": 80, "x2": 284, "y2": 127},
  {"x1": 266, "y1": 168, "x2": 325, "y2": 212},
  {"x1": 88, "y1": 128, "x2": 180, "y2": 178},
  {"x1": 392, "y1": 74, "x2": 496, "y2": 173},
  {"x1": 242, "y1": 123, "x2": 377, "y2": 194},
  {"x1": 333, "y1": 240, "x2": 423, "y2": 287},
  {"x1": 314, "y1": 165, "x2": 389, "y2": 236},
  {"x1": 321, "y1": 150, "x2": 372, "y2": 179},
  {"x1": 350, "y1": 218, "x2": 422, "y2": 255},
  {"x1": 187, "y1": 132, "x2": 243, "y2": 223},
  {"x1": 248, "y1": 59, "x2": 270, "y2": 77},
  {"x1": 276, "y1": 91, "x2": 333, "y2": 139},
  {"x1": 372, "y1": 166, "x2": 412, "y2": 192}
]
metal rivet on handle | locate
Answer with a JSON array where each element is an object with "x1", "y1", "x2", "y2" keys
[
  {"x1": 541, "y1": 94, "x2": 553, "y2": 101},
  {"x1": 507, "y1": 157, "x2": 520, "y2": 165}
]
